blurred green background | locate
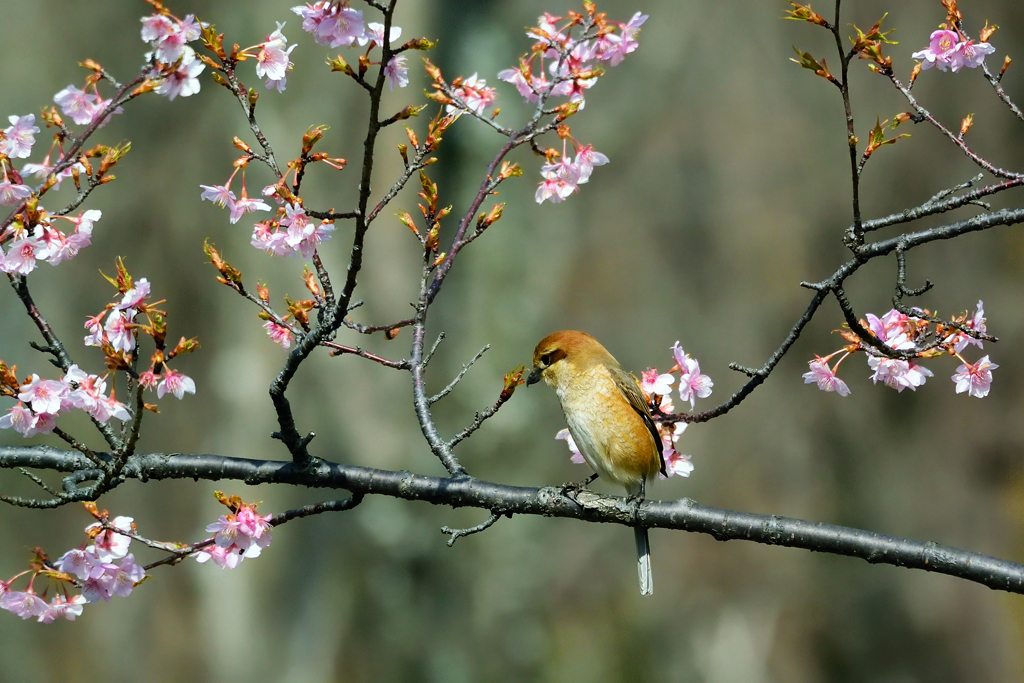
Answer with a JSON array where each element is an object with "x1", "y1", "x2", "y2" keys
[{"x1": 2, "y1": 0, "x2": 1024, "y2": 681}]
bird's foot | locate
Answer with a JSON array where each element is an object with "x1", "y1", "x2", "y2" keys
[{"x1": 559, "y1": 473, "x2": 598, "y2": 500}]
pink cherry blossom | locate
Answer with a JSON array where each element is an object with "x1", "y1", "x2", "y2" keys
[
  {"x1": 1, "y1": 235, "x2": 45, "y2": 274},
  {"x1": 672, "y1": 342, "x2": 713, "y2": 409},
  {"x1": 200, "y1": 183, "x2": 237, "y2": 208},
  {"x1": 0, "y1": 176, "x2": 33, "y2": 206},
  {"x1": 0, "y1": 590, "x2": 48, "y2": 620},
  {"x1": 535, "y1": 173, "x2": 576, "y2": 204},
  {"x1": 912, "y1": 29, "x2": 960, "y2": 71},
  {"x1": 229, "y1": 195, "x2": 272, "y2": 224},
  {"x1": 140, "y1": 14, "x2": 176, "y2": 44},
  {"x1": 156, "y1": 369, "x2": 196, "y2": 399},
  {"x1": 802, "y1": 357, "x2": 851, "y2": 396},
  {"x1": 949, "y1": 39, "x2": 996, "y2": 72},
  {"x1": 117, "y1": 277, "x2": 151, "y2": 311},
  {"x1": 256, "y1": 23, "x2": 296, "y2": 91},
  {"x1": 89, "y1": 391, "x2": 131, "y2": 423},
  {"x1": 292, "y1": 2, "x2": 367, "y2": 48},
  {"x1": 946, "y1": 300, "x2": 986, "y2": 353},
  {"x1": 366, "y1": 21, "x2": 401, "y2": 47},
  {"x1": 55, "y1": 547, "x2": 94, "y2": 580},
  {"x1": 384, "y1": 55, "x2": 409, "y2": 91},
  {"x1": 597, "y1": 11, "x2": 647, "y2": 66},
  {"x1": 556, "y1": 428, "x2": 586, "y2": 465},
  {"x1": 572, "y1": 145, "x2": 609, "y2": 184},
  {"x1": 154, "y1": 47, "x2": 205, "y2": 100},
  {"x1": 251, "y1": 223, "x2": 293, "y2": 256},
  {"x1": 139, "y1": 370, "x2": 159, "y2": 389},
  {"x1": 87, "y1": 515, "x2": 134, "y2": 562},
  {"x1": 952, "y1": 355, "x2": 997, "y2": 398},
  {"x1": 447, "y1": 73, "x2": 497, "y2": 115},
  {"x1": 264, "y1": 321, "x2": 294, "y2": 348},
  {"x1": 18, "y1": 374, "x2": 67, "y2": 414},
  {"x1": 2, "y1": 114, "x2": 40, "y2": 159},
  {"x1": 867, "y1": 356, "x2": 933, "y2": 392},
  {"x1": 104, "y1": 310, "x2": 136, "y2": 353},
  {"x1": 53, "y1": 85, "x2": 98, "y2": 125},
  {"x1": 0, "y1": 403, "x2": 40, "y2": 436},
  {"x1": 663, "y1": 449, "x2": 694, "y2": 478},
  {"x1": 83, "y1": 313, "x2": 105, "y2": 347},
  {"x1": 195, "y1": 543, "x2": 243, "y2": 569},
  {"x1": 641, "y1": 368, "x2": 674, "y2": 396},
  {"x1": 38, "y1": 595, "x2": 86, "y2": 623}
]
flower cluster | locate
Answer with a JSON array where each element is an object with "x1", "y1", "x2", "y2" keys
[
  {"x1": 498, "y1": 11, "x2": 646, "y2": 108},
  {"x1": 141, "y1": 11, "x2": 206, "y2": 100},
  {"x1": 0, "y1": 515, "x2": 142, "y2": 623},
  {"x1": 912, "y1": 29, "x2": 995, "y2": 72},
  {"x1": 196, "y1": 497, "x2": 273, "y2": 569},
  {"x1": 0, "y1": 364, "x2": 131, "y2": 437},
  {"x1": 250, "y1": 201, "x2": 335, "y2": 258},
  {"x1": 804, "y1": 302, "x2": 996, "y2": 399},
  {"x1": 292, "y1": 2, "x2": 410, "y2": 91},
  {"x1": 555, "y1": 341, "x2": 712, "y2": 479},
  {"x1": 0, "y1": 494, "x2": 275, "y2": 624},
  {"x1": 535, "y1": 137, "x2": 609, "y2": 204},
  {"x1": 0, "y1": 207, "x2": 98, "y2": 274},
  {"x1": 490, "y1": 8, "x2": 645, "y2": 204}
]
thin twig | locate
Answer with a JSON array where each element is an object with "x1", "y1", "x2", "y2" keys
[{"x1": 441, "y1": 511, "x2": 501, "y2": 546}]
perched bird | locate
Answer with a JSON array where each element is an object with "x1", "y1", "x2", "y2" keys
[{"x1": 527, "y1": 330, "x2": 665, "y2": 596}]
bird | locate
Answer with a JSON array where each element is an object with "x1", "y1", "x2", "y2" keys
[{"x1": 527, "y1": 330, "x2": 665, "y2": 596}]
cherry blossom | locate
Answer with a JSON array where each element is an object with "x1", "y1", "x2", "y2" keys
[
  {"x1": 952, "y1": 355, "x2": 997, "y2": 398},
  {"x1": 1, "y1": 235, "x2": 46, "y2": 275},
  {"x1": 82, "y1": 554, "x2": 145, "y2": 602},
  {"x1": 83, "y1": 313, "x2": 105, "y2": 347},
  {"x1": 140, "y1": 14, "x2": 176, "y2": 44},
  {"x1": 17, "y1": 374, "x2": 67, "y2": 414},
  {"x1": 384, "y1": 55, "x2": 409, "y2": 91},
  {"x1": 0, "y1": 591, "x2": 48, "y2": 620},
  {"x1": 945, "y1": 300, "x2": 986, "y2": 353},
  {"x1": 154, "y1": 47, "x2": 205, "y2": 101},
  {"x1": 156, "y1": 370, "x2": 196, "y2": 399},
  {"x1": 802, "y1": 357, "x2": 851, "y2": 396},
  {"x1": 195, "y1": 544, "x2": 244, "y2": 569},
  {"x1": 598, "y1": 11, "x2": 647, "y2": 66},
  {"x1": 229, "y1": 195, "x2": 272, "y2": 224},
  {"x1": 912, "y1": 29, "x2": 995, "y2": 72},
  {"x1": 87, "y1": 516, "x2": 134, "y2": 562},
  {"x1": 366, "y1": 21, "x2": 401, "y2": 47},
  {"x1": 672, "y1": 342, "x2": 714, "y2": 409},
  {"x1": 104, "y1": 310, "x2": 136, "y2": 353},
  {"x1": 447, "y1": 73, "x2": 497, "y2": 115},
  {"x1": 55, "y1": 548, "x2": 93, "y2": 580},
  {"x1": 256, "y1": 23, "x2": 296, "y2": 92},
  {"x1": 2, "y1": 114, "x2": 39, "y2": 159},
  {"x1": 641, "y1": 368, "x2": 674, "y2": 396},
  {"x1": 950, "y1": 39, "x2": 996, "y2": 71},
  {"x1": 556, "y1": 428, "x2": 586, "y2": 464},
  {"x1": 38, "y1": 595, "x2": 86, "y2": 623},
  {"x1": 53, "y1": 85, "x2": 98, "y2": 126},
  {"x1": 292, "y1": 2, "x2": 367, "y2": 48},
  {"x1": 264, "y1": 321, "x2": 294, "y2": 348},
  {"x1": 117, "y1": 277, "x2": 151, "y2": 311},
  {"x1": 251, "y1": 222, "x2": 293, "y2": 257},
  {"x1": 200, "y1": 183, "x2": 237, "y2": 209},
  {"x1": 867, "y1": 356, "x2": 933, "y2": 392},
  {"x1": 0, "y1": 403, "x2": 46, "y2": 437},
  {"x1": 0, "y1": 171, "x2": 32, "y2": 207}
]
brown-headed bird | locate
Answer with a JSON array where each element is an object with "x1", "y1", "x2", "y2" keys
[{"x1": 527, "y1": 330, "x2": 665, "y2": 596}]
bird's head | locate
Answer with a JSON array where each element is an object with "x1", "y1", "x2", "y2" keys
[{"x1": 527, "y1": 330, "x2": 616, "y2": 389}]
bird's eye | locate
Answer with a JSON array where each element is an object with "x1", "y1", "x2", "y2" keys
[{"x1": 540, "y1": 353, "x2": 553, "y2": 366}]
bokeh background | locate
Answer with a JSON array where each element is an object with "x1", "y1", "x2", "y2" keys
[{"x1": 2, "y1": 1, "x2": 1024, "y2": 681}]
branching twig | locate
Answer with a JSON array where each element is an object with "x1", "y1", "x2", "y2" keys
[
  {"x1": 429, "y1": 345, "x2": 488, "y2": 404},
  {"x1": 441, "y1": 511, "x2": 501, "y2": 546}
]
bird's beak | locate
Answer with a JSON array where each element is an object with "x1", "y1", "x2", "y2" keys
[{"x1": 526, "y1": 368, "x2": 543, "y2": 386}]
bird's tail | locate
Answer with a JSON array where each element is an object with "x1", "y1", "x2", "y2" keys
[{"x1": 634, "y1": 525, "x2": 653, "y2": 596}]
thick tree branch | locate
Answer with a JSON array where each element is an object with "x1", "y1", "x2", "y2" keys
[{"x1": 0, "y1": 445, "x2": 1020, "y2": 593}]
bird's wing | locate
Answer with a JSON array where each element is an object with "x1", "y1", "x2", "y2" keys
[{"x1": 609, "y1": 366, "x2": 666, "y2": 476}]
